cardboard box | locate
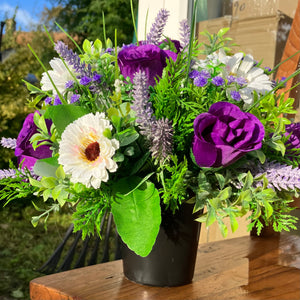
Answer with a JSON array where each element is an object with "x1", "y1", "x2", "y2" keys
[
  {"x1": 196, "y1": 12, "x2": 293, "y2": 69},
  {"x1": 231, "y1": 0, "x2": 297, "y2": 20}
]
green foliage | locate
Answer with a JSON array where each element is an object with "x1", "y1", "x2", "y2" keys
[
  {"x1": 159, "y1": 155, "x2": 189, "y2": 213},
  {"x1": 199, "y1": 27, "x2": 237, "y2": 55}
]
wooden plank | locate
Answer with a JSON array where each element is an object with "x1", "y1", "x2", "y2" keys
[{"x1": 30, "y1": 233, "x2": 300, "y2": 300}]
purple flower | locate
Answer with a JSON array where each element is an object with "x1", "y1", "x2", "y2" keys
[
  {"x1": 192, "y1": 102, "x2": 265, "y2": 168},
  {"x1": 92, "y1": 73, "x2": 102, "y2": 82},
  {"x1": 194, "y1": 76, "x2": 208, "y2": 87},
  {"x1": 189, "y1": 70, "x2": 200, "y2": 79},
  {"x1": 80, "y1": 76, "x2": 92, "y2": 86},
  {"x1": 118, "y1": 44, "x2": 177, "y2": 86},
  {"x1": 227, "y1": 75, "x2": 236, "y2": 85},
  {"x1": 211, "y1": 76, "x2": 225, "y2": 87},
  {"x1": 285, "y1": 123, "x2": 300, "y2": 150},
  {"x1": 15, "y1": 113, "x2": 52, "y2": 170},
  {"x1": 44, "y1": 97, "x2": 52, "y2": 105},
  {"x1": 230, "y1": 91, "x2": 241, "y2": 101},
  {"x1": 70, "y1": 94, "x2": 80, "y2": 104},
  {"x1": 236, "y1": 77, "x2": 247, "y2": 87},
  {"x1": 65, "y1": 80, "x2": 74, "y2": 89},
  {"x1": 53, "y1": 95, "x2": 62, "y2": 105}
]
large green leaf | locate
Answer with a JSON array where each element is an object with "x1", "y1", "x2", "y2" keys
[
  {"x1": 111, "y1": 176, "x2": 161, "y2": 257},
  {"x1": 44, "y1": 104, "x2": 89, "y2": 135}
]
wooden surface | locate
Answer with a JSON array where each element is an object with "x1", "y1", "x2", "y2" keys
[{"x1": 30, "y1": 232, "x2": 300, "y2": 300}]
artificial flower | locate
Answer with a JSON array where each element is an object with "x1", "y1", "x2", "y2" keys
[
  {"x1": 15, "y1": 113, "x2": 52, "y2": 170},
  {"x1": 58, "y1": 112, "x2": 119, "y2": 189},
  {"x1": 40, "y1": 58, "x2": 76, "y2": 96},
  {"x1": 192, "y1": 102, "x2": 265, "y2": 168}
]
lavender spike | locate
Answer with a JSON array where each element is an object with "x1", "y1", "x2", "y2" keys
[
  {"x1": 0, "y1": 169, "x2": 16, "y2": 179},
  {"x1": 146, "y1": 9, "x2": 170, "y2": 45},
  {"x1": 1, "y1": 137, "x2": 16, "y2": 149},
  {"x1": 179, "y1": 19, "x2": 190, "y2": 49},
  {"x1": 132, "y1": 71, "x2": 173, "y2": 162},
  {"x1": 150, "y1": 118, "x2": 173, "y2": 163},
  {"x1": 132, "y1": 71, "x2": 156, "y2": 138},
  {"x1": 251, "y1": 161, "x2": 300, "y2": 191}
]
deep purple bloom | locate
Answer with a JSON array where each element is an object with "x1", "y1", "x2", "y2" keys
[
  {"x1": 80, "y1": 76, "x2": 92, "y2": 86},
  {"x1": 211, "y1": 76, "x2": 225, "y2": 87},
  {"x1": 192, "y1": 102, "x2": 265, "y2": 168},
  {"x1": 194, "y1": 76, "x2": 208, "y2": 87},
  {"x1": 285, "y1": 123, "x2": 300, "y2": 150},
  {"x1": 118, "y1": 44, "x2": 177, "y2": 86},
  {"x1": 230, "y1": 91, "x2": 241, "y2": 101},
  {"x1": 15, "y1": 113, "x2": 52, "y2": 170}
]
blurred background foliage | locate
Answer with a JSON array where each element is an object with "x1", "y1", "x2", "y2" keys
[{"x1": 0, "y1": 0, "x2": 138, "y2": 169}]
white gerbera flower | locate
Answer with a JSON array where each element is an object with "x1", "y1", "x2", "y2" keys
[
  {"x1": 58, "y1": 112, "x2": 119, "y2": 189},
  {"x1": 40, "y1": 58, "x2": 76, "y2": 95},
  {"x1": 220, "y1": 52, "x2": 273, "y2": 107}
]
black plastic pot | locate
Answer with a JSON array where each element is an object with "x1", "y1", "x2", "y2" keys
[{"x1": 121, "y1": 203, "x2": 201, "y2": 287}]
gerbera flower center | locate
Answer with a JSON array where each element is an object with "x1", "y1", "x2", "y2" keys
[{"x1": 85, "y1": 142, "x2": 100, "y2": 161}]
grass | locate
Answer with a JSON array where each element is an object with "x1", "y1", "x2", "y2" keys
[{"x1": 0, "y1": 201, "x2": 72, "y2": 300}]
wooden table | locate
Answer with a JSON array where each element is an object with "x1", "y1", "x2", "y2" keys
[{"x1": 30, "y1": 232, "x2": 300, "y2": 300}]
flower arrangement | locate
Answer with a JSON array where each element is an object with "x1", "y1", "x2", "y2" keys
[{"x1": 1, "y1": 7, "x2": 300, "y2": 257}]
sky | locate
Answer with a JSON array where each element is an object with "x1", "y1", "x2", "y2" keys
[{"x1": 0, "y1": 0, "x2": 53, "y2": 31}]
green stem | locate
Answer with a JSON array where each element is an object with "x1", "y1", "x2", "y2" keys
[{"x1": 130, "y1": 0, "x2": 139, "y2": 45}]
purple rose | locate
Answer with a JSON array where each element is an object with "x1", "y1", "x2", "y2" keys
[
  {"x1": 192, "y1": 102, "x2": 265, "y2": 168},
  {"x1": 118, "y1": 44, "x2": 177, "y2": 86},
  {"x1": 285, "y1": 123, "x2": 300, "y2": 149},
  {"x1": 15, "y1": 113, "x2": 53, "y2": 170}
]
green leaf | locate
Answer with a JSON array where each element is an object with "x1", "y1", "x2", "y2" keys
[
  {"x1": 111, "y1": 176, "x2": 161, "y2": 257},
  {"x1": 252, "y1": 150, "x2": 266, "y2": 164},
  {"x1": 215, "y1": 173, "x2": 225, "y2": 189},
  {"x1": 41, "y1": 177, "x2": 57, "y2": 189},
  {"x1": 116, "y1": 128, "x2": 139, "y2": 147},
  {"x1": 33, "y1": 157, "x2": 59, "y2": 178},
  {"x1": 206, "y1": 208, "x2": 216, "y2": 226},
  {"x1": 44, "y1": 104, "x2": 89, "y2": 135},
  {"x1": 243, "y1": 171, "x2": 253, "y2": 190},
  {"x1": 229, "y1": 214, "x2": 239, "y2": 233},
  {"x1": 55, "y1": 165, "x2": 65, "y2": 180},
  {"x1": 217, "y1": 186, "x2": 232, "y2": 201},
  {"x1": 82, "y1": 39, "x2": 92, "y2": 54}
]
